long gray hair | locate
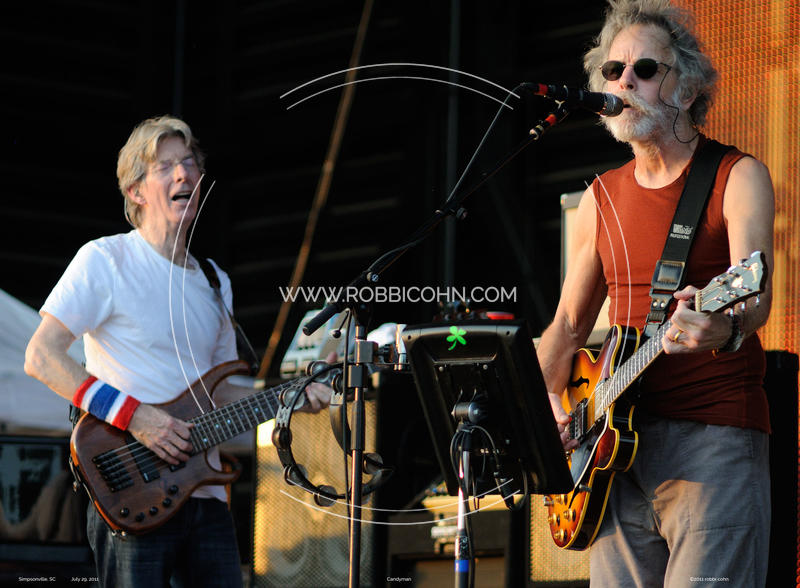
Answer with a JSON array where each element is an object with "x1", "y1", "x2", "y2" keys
[{"x1": 584, "y1": 0, "x2": 717, "y2": 127}]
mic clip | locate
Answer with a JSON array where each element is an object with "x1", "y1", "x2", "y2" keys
[{"x1": 529, "y1": 102, "x2": 570, "y2": 140}]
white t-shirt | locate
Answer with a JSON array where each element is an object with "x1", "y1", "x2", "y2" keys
[{"x1": 42, "y1": 229, "x2": 237, "y2": 501}]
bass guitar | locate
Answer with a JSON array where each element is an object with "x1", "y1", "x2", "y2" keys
[
  {"x1": 70, "y1": 360, "x2": 335, "y2": 534},
  {"x1": 545, "y1": 251, "x2": 767, "y2": 550}
]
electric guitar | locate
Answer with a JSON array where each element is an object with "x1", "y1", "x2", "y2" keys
[
  {"x1": 545, "y1": 251, "x2": 767, "y2": 550},
  {"x1": 70, "y1": 360, "x2": 335, "y2": 534}
]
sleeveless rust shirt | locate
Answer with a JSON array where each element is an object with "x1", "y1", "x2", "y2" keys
[{"x1": 590, "y1": 137, "x2": 769, "y2": 432}]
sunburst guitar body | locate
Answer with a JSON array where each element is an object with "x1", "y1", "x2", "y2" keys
[
  {"x1": 544, "y1": 252, "x2": 767, "y2": 550},
  {"x1": 545, "y1": 325, "x2": 640, "y2": 550}
]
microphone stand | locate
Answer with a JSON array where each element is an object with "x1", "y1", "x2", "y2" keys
[
  {"x1": 453, "y1": 423, "x2": 473, "y2": 588},
  {"x1": 302, "y1": 99, "x2": 575, "y2": 588},
  {"x1": 346, "y1": 317, "x2": 372, "y2": 588},
  {"x1": 302, "y1": 100, "x2": 571, "y2": 333}
]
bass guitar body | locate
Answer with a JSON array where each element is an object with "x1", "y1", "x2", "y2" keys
[
  {"x1": 546, "y1": 325, "x2": 640, "y2": 550},
  {"x1": 70, "y1": 362, "x2": 248, "y2": 535}
]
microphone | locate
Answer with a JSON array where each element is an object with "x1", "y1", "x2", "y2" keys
[{"x1": 524, "y1": 83, "x2": 624, "y2": 117}]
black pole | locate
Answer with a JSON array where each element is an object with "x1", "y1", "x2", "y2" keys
[
  {"x1": 348, "y1": 322, "x2": 371, "y2": 588},
  {"x1": 442, "y1": 0, "x2": 461, "y2": 287},
  {"x1": 454, "y1": 443, "x2": 472, "y2": 588},
  {"x1": 172, "y1": 0, "x2": 185, "y2": 117}
]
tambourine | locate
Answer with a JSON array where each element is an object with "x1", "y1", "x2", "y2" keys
[{"x1": 271, "y1": 361, "x2": 392, "y2": 507}]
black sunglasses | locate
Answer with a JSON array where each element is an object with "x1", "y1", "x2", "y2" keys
[{"x1": 600, "y1": 58, "x2": 672, "y2": 81}]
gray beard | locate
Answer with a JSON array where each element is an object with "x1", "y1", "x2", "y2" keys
[{"x1": 602, "y1": 95, "x2": 675, "y2": 144}]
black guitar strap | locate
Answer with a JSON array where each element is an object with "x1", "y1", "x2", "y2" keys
[
  {"x1": 197, "y1": 257, "x2": 260, "y2": 375},
  {"x1": 643, "y1": 139, "x2": 733, "y2": 339}
]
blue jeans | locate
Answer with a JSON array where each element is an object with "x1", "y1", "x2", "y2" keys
[
  {"x1": 87, "y1": 497, "x2": 242, "y2": 588},
  {"x1": 590, "y1": 418, "x2": 770, "y2": 588}
]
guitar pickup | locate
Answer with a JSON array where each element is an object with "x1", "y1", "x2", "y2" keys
[
  {"x1": 93, "y1": 450, "x2": 134, "y2": 492},
  {"x1": 169, "y1": 462, "x2": 186, "y2": 472},
  {"x1": 126, "y1": 434, "x2": 161, "y2": 484},
  {"x1": 141, "y1": 469, "x2": 160, "y2": 483}
]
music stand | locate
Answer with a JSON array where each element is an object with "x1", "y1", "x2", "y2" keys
[{"x1": 403, "y1": 320, "x2": 572, "y2": 586}]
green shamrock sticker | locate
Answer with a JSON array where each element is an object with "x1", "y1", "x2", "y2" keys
[{"x1": 446, "y1": 326, "x2": 467, "y2": 350}]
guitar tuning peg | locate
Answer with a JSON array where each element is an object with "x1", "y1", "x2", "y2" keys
[
  {"x1": 740, "y1": 302, "x2": 747, "y2": 312},
  {"x1": 755, "y1": 295, "x2": 760, "y2": 306}
]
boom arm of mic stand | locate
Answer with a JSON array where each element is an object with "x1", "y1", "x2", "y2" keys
[
  {"x1": 301, "y1": 206, "x2": 454, "y2": 337},
  {"x1": 297, "y1": 86, "x2": 564, "y2": 588},
  {"x1": 303, "y1": 140, "x2": 542, "y2": 338},
  {"x1": 303, "y1": 97, "x2": 569, "y2": 338},
  {"x1": 302, "y1": 272, "x2": 371, "y2": 336}
]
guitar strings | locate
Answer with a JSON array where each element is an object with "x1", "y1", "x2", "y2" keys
[
  {"x1": 94, "y1": 398, "x2": 272, "y2": 477},
  {"x1": 569, "y1": 176, "x2": 633, "y2": 425},
  {"x1": 93, "y1": 379, "x2": 294, "y2": 476},
  {"x1": 590, "y1": 178, "x2": 625, "y2": 359},
  {"x1": 179, "y1": 179, "x2": 219, "y2": 412},
  {"x1": 606, "y1": 257, "x2": 758, "y2": 399},
  {"x1": 584, "y1": 179, "x2": 622, "y2": 421},
  {"x1": 99, "y1": 380, "x2": 287, "y2": 466},
  {"x1": 111, "y1": 366, "x2": 330, "y2": 476},
  {"x1": 107, "y1": 178, "x2": 241, "y2": 483},
  {"x1": 593, "y1": 175, "x2": 634, "y2": 383},
  {"x1": 95, "y1": 364, "x2": 337, "y2": 477},
  {"x1": 167, "y1": 176, "x2": 212, "y2": 416}
]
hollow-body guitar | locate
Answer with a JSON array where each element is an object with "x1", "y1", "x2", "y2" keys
[{"x1": 545, "y1": 252, "x2": 767, "y2": 550}]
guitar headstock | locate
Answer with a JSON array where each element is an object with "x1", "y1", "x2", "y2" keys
[{"x1": 696, "y1": 251, "x2": 767, "y2": 313}]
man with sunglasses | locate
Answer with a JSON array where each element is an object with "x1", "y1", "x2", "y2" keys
[
  {"x1": 24, "y1": 115, "x2": 333, "y2": 586},
  {"x1": 538, "y1": 1, "x2": 774, "y2": 586}
]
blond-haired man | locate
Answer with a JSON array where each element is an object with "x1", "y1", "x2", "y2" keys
[{"x1": 25, "y1": 116, "x2": 329, "y2": 586}]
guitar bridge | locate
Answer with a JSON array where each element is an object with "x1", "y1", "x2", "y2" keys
[{"x1": 569, "y1": 399, "x2": 589, "y2": 442}]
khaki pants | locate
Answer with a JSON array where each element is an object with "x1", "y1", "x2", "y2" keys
[{"x1": 590, "y1": 418, "x2": 770, "y2": 588}]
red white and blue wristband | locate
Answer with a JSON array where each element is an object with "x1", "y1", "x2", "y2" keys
[{"x1": 73, "y1": 376, "x2": 140, "y2": 430}]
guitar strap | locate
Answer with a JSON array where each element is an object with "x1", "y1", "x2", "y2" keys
[
  {"x1": 642, "y1": 139, "x2": 733, "y2": 339},
  {"x1": 197, "y1": 257, "x2": 260, "y2": 375}
]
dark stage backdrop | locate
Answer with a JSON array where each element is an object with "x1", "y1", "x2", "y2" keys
[
  {"x1": 672, "y1": 1, "x2": 800, "y2": 579},
  {"x1": 2, "y1": 0, "x2": 630, "y2": 374},
  {"x1": 4, "y1": 0, "x2": 799, "y2": 584}
]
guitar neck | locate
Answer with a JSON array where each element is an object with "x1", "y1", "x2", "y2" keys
[
  {"x1": 187, "y1": 374, "x2": 315, "y2": 452},
  {"x1": 594, "y1": 321, "x2": 671, "y2": 421}
]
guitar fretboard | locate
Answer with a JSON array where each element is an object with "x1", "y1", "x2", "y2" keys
[
  {"x1": 188, "y1": 376, "x2": 314, "y2": 452},
  {"x1": 593, "y1": 321, "x2": 671, "y2": 422}
]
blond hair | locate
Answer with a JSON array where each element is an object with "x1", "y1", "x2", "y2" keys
[
  {"x1": 584, "y1": 0, "x2": 717, "y2": 127},
  {"x1": 116, "y1": 115, "x2": 205, "y2": 227}
]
